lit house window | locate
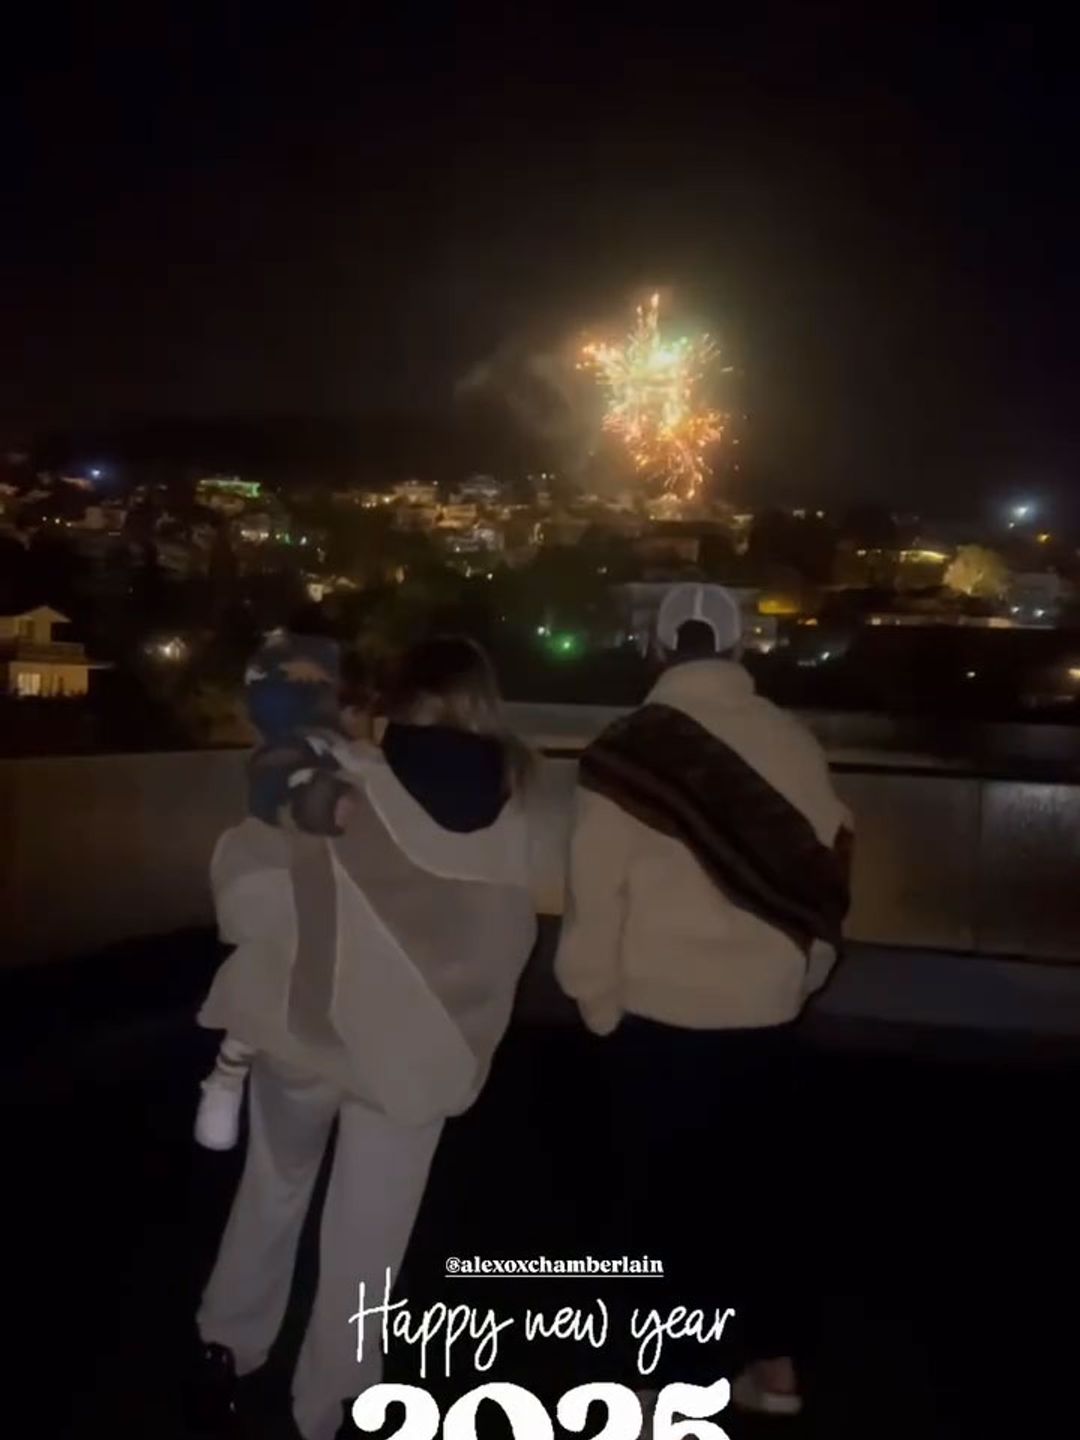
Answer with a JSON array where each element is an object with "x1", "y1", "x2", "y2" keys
[{"x1": 15, "y1": 671, "x2": 42, "y2": 697}]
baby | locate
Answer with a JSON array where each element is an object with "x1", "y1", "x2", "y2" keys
[{"x1": 194, "y1": 629, "x2": 372, "y2": 1150}]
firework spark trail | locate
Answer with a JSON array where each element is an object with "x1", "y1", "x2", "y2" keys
[{"x1": 579, "y1": 293, "x2": 724, "y2": 499}]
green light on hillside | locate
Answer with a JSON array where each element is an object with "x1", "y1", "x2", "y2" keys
[
  {"x1": 547, "y1": 631, "x2": 583, "y2": 658},
  {"x1": 198, "y1": 476, "x2": 261, "y2": 500}
]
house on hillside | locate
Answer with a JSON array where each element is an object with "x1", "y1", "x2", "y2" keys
[
  {"x1": 0, "y1": 607, "x2": 100, "y2": 697},
  {"x1": 1007, "y1": 571, "x2": 1071, "y2": 628}
]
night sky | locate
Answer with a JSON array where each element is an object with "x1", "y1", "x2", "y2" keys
[{"x1": 3, "y1": 9, "x2": 1077, "y2": 509}]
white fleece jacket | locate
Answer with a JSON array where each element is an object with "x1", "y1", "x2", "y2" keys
[
  {"x1": 554, "y1": 660, "x2": 851, "y2": 1034},
  {"x1": 201, "y1": 745, "x2": 537, "y2": 1125}
]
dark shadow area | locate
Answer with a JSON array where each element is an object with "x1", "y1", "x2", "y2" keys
[{"x1": 5, "y1": 935, "x2": 1079, "y2": 1437}]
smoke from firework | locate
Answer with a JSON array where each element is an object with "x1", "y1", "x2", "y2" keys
[{"x1": 456, "y1": 340, "x2": 600, "y2": 482}]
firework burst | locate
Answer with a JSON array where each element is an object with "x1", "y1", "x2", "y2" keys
[{"x1": 579, "y1": 293, "x2": 724, "y2": 500}]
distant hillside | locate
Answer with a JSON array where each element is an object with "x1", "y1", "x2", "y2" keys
[{"x1": 31, "y1": 403, "x2": 558, "y2": 488}]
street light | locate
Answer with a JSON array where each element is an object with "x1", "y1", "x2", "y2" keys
[{"x1": 147, "y1": 636, "x2": 188, "y2": 662}]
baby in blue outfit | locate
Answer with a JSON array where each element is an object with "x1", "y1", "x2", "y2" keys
[{"x1": 194, "y1": 629, "x2": 369, "y2": 1149}]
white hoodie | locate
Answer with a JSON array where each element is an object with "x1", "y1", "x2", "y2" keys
[
  {"x1": 554, "y1": 660, "x2": 851, "y2": 1034},
  {"x1": 200, "y1": 744, "x2": 537, "y2": 1125}
]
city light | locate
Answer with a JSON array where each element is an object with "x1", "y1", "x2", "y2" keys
[
  {"x1": 197, "y1": 476, "x2": 261, "y2": 500},
  {"x1": 146, "y1": 636, "x2": 188, "y2": 662},
  {"x1": 900, "y1": 548, "x2": 950, "y2": 565},
  {"x1": 759, "y1": 594, "x2": 801, "y2": 617},
  {"x1": 544, "y1": 631, "x2": 583, "y2": 659},
  {"x1": 1009, "y1": 501, "x2": 1036, "y2": 526},
  {"x1": 578, "y1": 293, "x2": 725, "y2": 500}
]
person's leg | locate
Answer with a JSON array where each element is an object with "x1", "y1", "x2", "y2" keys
[
  {"x1": 721, "y1": 1024, "x2": 804, "y2": 1410},
  {"x1": 197, "y1": 1056, "x2": 338, "y2": 1375},
  {"x1": 208, "y1": 1034, "x2": 256, "y2": 1089},
  {"x1": 291, "y1": 1099, "x2": 443, "y2": 1440},
  {"x1": 613, "y1": 1018, "x2": 699, "y2": 1390},
  {"x1": 615, "y1": 1019, "x2": 802, "y2": 1393}
]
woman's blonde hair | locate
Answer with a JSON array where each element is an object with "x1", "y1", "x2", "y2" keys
[{"x1": 385, "y1": 636, "x2": 532, "y2": 791}]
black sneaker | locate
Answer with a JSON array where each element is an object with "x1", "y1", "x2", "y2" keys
[{"x1": 185, "y1": 1341, "x2": 239, "y2": 1435}]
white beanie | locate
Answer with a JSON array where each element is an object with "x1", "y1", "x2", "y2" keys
[{"x1": 655, "y1": 582, "x2": 743, "y2": 653}]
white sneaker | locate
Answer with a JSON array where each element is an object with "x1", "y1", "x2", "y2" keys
[
  {"x1": 732, "y1": 1368, "x2": 803, "y2": 1417},
  {"x1": 195, "y1": 1079, "x2": 245, "y2": 1151}
]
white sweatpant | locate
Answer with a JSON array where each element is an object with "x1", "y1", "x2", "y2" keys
[{"x1": 198, "y1": 1056, "x2": 443, "y2": 1440}]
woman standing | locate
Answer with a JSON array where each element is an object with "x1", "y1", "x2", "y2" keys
[{"x1": 194, "y1": 637, "x2": 536, "y2": 1440}]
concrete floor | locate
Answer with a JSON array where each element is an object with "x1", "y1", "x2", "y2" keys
[{"x1": 5, "y1": 933, "x2": 1079, "y2": 1438}]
